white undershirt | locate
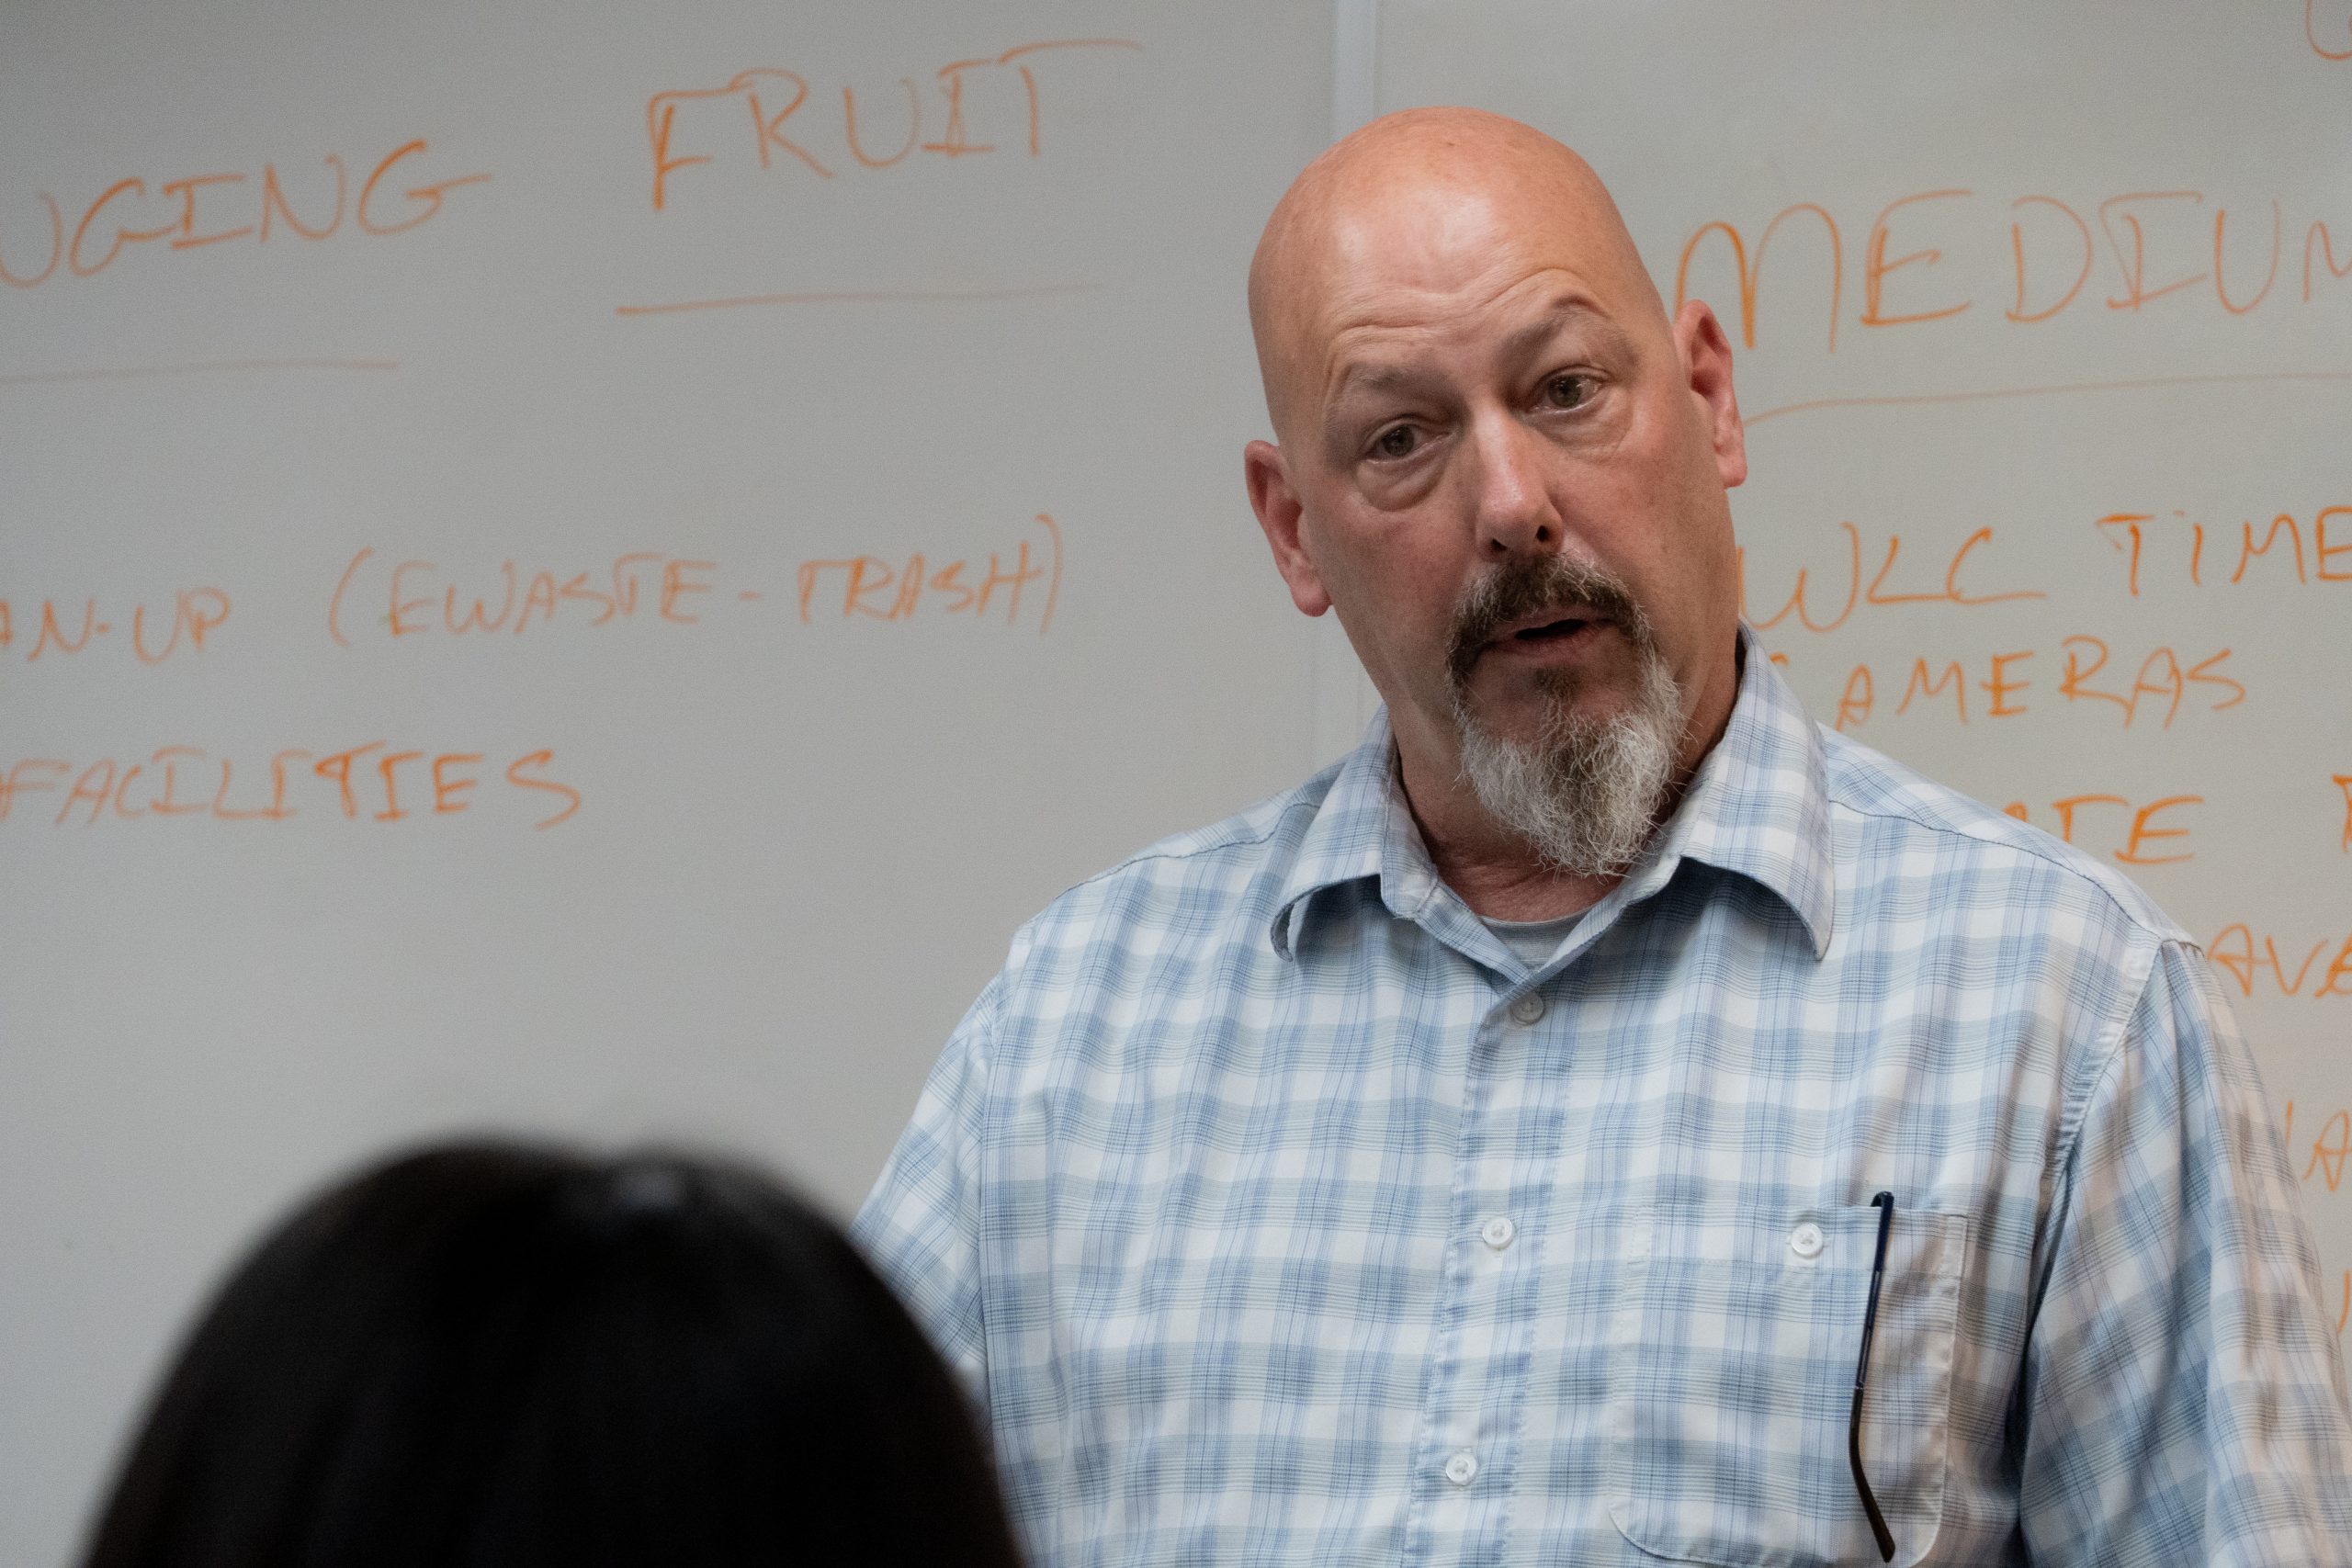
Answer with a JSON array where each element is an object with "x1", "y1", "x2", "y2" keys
[{"x1": 1479, "y1": 908, "x2": 1587, "y2": 969}]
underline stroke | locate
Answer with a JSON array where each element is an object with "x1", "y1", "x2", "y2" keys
[
  {"x1": 615, "y1": 283, "x2": 1101, "y2": 318},
  {"x1": 1747, "y1": 370, "x2": 2352, "y2": 426},
  {"x1": 0, "y1": 357, "x2": 400, "y2": 388}
]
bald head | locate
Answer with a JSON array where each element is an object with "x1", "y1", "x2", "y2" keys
[{"x1": 1248, "y1": 108, "x2": 1666, "y2": 441}]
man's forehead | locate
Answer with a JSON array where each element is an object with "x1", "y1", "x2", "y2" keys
[
  {"x1": 1250, "y1": 108, "x2": 1661, "y2": 432},
  {"x1": 1292, "y1": 175, "x2": 1623, "y2": 310},
  {"x1": 1321, "y1": 288, "x2": 1631, "y2": 399}
]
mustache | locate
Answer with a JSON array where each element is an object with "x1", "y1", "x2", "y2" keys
[{"x1": 1445, "y1": 554, "x2": 1649, "y2": 687}]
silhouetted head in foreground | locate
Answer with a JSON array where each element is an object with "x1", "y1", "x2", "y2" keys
[{"x1": 82, "y1": 1140, "x2": 1023, "y2": 1568}]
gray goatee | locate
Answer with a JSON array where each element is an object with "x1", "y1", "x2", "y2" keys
[{"x1": 1443, "y1": 555, "x2": 1686, "y2": 878}]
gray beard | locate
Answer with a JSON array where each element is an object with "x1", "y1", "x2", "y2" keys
[{"x1": 1452, "y1": 644, "x2": 1684, "y2": 878}]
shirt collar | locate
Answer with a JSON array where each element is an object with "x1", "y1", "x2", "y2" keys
[
  {"x1": 1639, "y1": 628, "x2": 1837, "y2": 959},
  {"x1": 1268, "y1": 708, "x2": 1402, "y2": 959},
  {"x1": 1268, "y1": 626, "x2": 1836, "y2": 961}
]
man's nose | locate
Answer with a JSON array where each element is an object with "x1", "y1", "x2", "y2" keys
[{"x1": 1464, "y1": 412, "x2": 1562, "y2": 556}]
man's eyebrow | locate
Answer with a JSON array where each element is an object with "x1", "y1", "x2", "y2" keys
[
  {"x1": 1498, "y1": 299, "x2": 1638, "y2": 366},
  {"x1": 1328, "y1": 361, "x2": 1434, "y2": 404},
  {"x1": 1325, "y1": 299, "x2": 1639, "y2": 410}
]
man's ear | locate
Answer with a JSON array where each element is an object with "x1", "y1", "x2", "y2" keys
[
  {"x1": 1244, "y1": 439, "x2": 1333, "y2": 616},
  {"x1": 1675, "y1": 299, "x2": 1747, "y2": 491}
]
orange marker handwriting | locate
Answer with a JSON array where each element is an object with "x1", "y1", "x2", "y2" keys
[
  {"x1": 1673, "y1": 182, "x2": 2349, "y2": 355},
  {"x1": 795, "y1": 513, "x2": 1062, "y2": 632},
  {"x1": 644, "y1": 40, "x2": 1142, "y2": 210},
  {"x1": 2, "y1": 743, "x2": 578, "y2": 830},
  {"x1": 3, "y1": 588, "x2": 229, "y2": 667},
  {"x1": 1813, "y1": 637, "x2": 2243, "y2": 735},
  {"x1": 2310, "y1": 0, "x2": 2352, "y2": 60},
  {"x1": 330, "y1": 549, "x2": 729, "y2": 643},
  {"x1": 2001, "y1": 791, "x2": 2205, "y2": 867},
  {"x1": 2212, "y1": 933, "x2": 2352, "y2": 1001},
  {"x1": 1, "y1": 141, "x2": 488, "y2": 292},
  {"x1": 1739, "y1": 522, "x2": 2043, "y2": 635},
  {"x1": 2095, "y1": 502, "x2": 2352, "y2": 593}
]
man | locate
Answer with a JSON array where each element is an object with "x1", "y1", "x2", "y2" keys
[{"x1": 856, "y1": 108, "x2": 2352, "y2": 1565}]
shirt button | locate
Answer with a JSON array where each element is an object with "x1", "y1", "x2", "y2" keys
[
  {"x1": 1443, "y1": 1450, "x2": 1479, "y2": 1487},
  {"x1": 1479, "y1": 1215, "x2": 1516, "y2": 1251},
  {"x1": 1507, "y1": 992, "x2": 1547, "y2": 1025},
  {"x1": 1789, "y1": 1221, "x2": 1825, "y2": 1260}
]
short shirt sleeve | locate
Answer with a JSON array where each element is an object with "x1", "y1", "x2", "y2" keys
[
  {"x1": 853, "y1": 971, "x2": 1003, "y2": 1410},
  {"x1": 2021, "y1": 938, "x2": 2352, "y2": 1566}
]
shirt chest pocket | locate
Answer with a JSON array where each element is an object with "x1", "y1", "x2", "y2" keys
[{"x1": 1606, "y1": 1201, "x2": 1968, "y2": 1568}]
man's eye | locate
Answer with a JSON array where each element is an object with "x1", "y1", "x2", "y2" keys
[
  {"x1": 1372, "y1": 424, "x2": 1419, "y2": 459},
  {"x1": 1542, "y1": 373, "x2": 1593, "y2": 410}
]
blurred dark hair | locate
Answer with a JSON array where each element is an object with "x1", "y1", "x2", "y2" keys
[{"x1": 81, "y1": 1140, "x2": 1023, "y2": 1568}]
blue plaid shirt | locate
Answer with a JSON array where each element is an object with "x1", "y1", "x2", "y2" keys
[{"x1": 856, "y1": 637, "x2": 2352, "y2": 1567}]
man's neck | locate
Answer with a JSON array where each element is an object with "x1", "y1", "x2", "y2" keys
[{"x1": 1393, "y1": 746, "x2": 1625, "y2": 921}]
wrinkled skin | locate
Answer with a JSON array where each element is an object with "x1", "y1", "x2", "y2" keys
[{"x1": 1244, "y1": 107, "x2": 1748, "y2": 919}]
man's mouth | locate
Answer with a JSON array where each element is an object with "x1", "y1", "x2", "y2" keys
[
  {"x1": 1445, "y1": 557, "x2": 1648, "y2": 688},
  {"x1": 1489, "y1": 609, "x2": 1607, "y2": 650},
  {"x1": 1507, "y1": 615, "x2": 1592, "y2": 644}
]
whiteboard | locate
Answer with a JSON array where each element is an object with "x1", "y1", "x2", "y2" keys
[
  {"x1": 0, "y1": 2, "x2": 1331, "y2": 1562},
  {"x1": 1374, "y1": 0, "x2": 2352, "y2": 1369},
  {"x1": 9, "y1": 2, "x2": 2349, "y2": 1562}
]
